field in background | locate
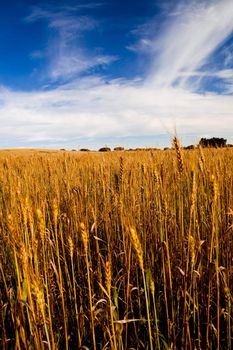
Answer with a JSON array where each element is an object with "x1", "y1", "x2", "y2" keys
[{"x1": 0, "y1": 146, "x2": 232, "y2": 349}]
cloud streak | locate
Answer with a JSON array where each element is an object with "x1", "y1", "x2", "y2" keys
[
  {"x1": 148, "y1": 0, "x2": 233, "y2": 89},
  {"x1": 26, "y1": 5, "x2": 117, "y2": 82}
]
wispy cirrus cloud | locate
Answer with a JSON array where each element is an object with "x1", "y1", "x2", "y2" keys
[
  {"x1": 26, "y1": 4, "x2": 117, "y2": 82},
  {"x1": 148, "y1": 0, "x2": 233, "y2": 90},
  {"x1": 49, "y1": 53, "x2": 117, "y2": 81},
  {"x1": 126, "y1": 38, "x2": 155, "y2": 54},
  {"x1": 223, "y1": 49, "x2": 233, "y2": 67},
  {"x1": 25, "y1": 3, "x2": 103, "y2": 23}
]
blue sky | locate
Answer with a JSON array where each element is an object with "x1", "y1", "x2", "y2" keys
[{"x1": 0, "y1": 0, "x2": 233, "y2": 149}]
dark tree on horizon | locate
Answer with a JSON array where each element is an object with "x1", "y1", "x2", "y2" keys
[{"x1": 199, "y1": 137, "x2": 227, "y2": 148}]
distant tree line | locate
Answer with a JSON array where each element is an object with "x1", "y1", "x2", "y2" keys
[
  {"x1": 199, "y1": 137, "x2": 227, "y2": 148},
  {"x1": 181, "y1": 137, "x2": 229, "y2": 150},
  {"x1": 60, "y1": 137, "x2": 232, "y2": 152}
]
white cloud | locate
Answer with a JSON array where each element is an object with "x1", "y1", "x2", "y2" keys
[
  {"x1": 126, "y1": 38, "x2": 155, "y2": 53},
  {"x1": 26, "y1": 5, "x2": 117, "y2": 81},
  {"x1": 25, "y1": 4, "x2": 102, "y2": 23},
  {"x1": 49, "y1": 52, "x2": 117, "y2": 81},
  {"x1": 148, "y1": 0, "x2": 233, "y2": 89},
  {"x1": 0, "y1": 75, "x2": 232, "y2": 148}
]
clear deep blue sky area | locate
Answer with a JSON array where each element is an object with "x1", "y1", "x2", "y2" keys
[{"x1": 0, "y1": 0, "x2": 233, "y2": 149}]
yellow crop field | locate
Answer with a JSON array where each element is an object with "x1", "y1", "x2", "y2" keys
[{"x1": 0, "y1": 144, "x2": 232, "y2": 349}]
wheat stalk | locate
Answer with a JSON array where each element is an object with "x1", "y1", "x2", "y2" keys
[
  {"x1": 129, "y1": 227, "x2": 144, "y2": 272},
  {"x1": 173, "y1": 136, "x2": 184, "y2": 175}
]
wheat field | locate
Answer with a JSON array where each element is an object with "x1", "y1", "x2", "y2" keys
[{"x1": 0, "y1": 145, "x2": 232, "y2": 349}]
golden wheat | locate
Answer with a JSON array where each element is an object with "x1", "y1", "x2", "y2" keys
[{"x1": 0, "y1": 145, "x2": 232, "y2": 349}]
